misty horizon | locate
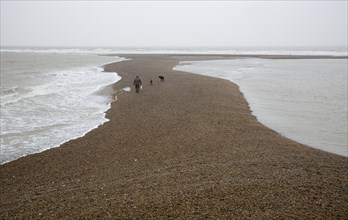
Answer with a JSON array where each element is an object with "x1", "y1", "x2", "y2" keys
[
  {"x1": 1, "y1": 1, "x2": 347, "y2": 48},
  {"x1": 3, "y1": 44, "x2": 346, "y2": 50}
]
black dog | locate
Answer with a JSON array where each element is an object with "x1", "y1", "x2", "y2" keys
[{"x1": 159, "y1": 76, "x2": 164, "y2": 82}]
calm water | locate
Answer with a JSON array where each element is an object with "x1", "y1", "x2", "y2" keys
[
  {"x1": 174, "y1": 58, "x2": 348, "y2": 156},
  {"x1": 1, "y1": 52, "x2": 125, "y2": 164}
]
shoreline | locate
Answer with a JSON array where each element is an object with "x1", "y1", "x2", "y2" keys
[
  {"x1": 172, "y1": 57, "x2": 348, "y2": 157},
  {"x1": 1, "y1": 55, "x2": 347, "y2": 219},
  {"x1": 0, "y1": 53, "x2": 124, "y2": 165},
  {"x1": 104, "y1": 53, "x2": 348, "y2": 59}
]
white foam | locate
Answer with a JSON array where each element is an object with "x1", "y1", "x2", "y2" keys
[
  {"x1": 0, "y1": 54, "x2": 127, "y2": 164},
  {"x1": 122, "y1": 87, "x2": 131, "y2": 92},
  {"x1": 1, "y1": 47, "x2": 347, "y2": 56}
]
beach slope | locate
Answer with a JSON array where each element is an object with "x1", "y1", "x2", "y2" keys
[{"x1": 1, "y1": 55, "x2": 347, "y2": 219}]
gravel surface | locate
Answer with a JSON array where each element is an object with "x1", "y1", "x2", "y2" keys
[{"x1": 1, "y1": 55, "x2": 347, "y2": 219}]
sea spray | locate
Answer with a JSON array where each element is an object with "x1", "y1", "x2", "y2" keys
[{"x1": 1, "y1": 52, "x2": 126, "y2": 164}]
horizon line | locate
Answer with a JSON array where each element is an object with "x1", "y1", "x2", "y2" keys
[{"x1": 1, "y1": 45, "x2": 347, "y2": 49}]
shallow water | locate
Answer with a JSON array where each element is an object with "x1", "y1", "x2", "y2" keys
[
  {"x1": 1, "y1": 52, "x2": 125, "y2": 164},
  {"x1": 174, "y1": 58, "x2": 348, "y2": 157}
]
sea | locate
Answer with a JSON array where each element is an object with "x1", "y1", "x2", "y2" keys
[
  {"x1": 0, "y1": 47, "x2": 347, "y2": 164},
  {"x1": 0, "y1": 50, "x2": 126, "y2": 164},
  {"x1": 174, "y1": 57, "x2": 348, "y2": 157}
]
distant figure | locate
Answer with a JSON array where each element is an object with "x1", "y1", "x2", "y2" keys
[
  {"x1": 133, "y1": 76, "x2": 142, "y2": 93},
  {"x1": 159, "y1": 76, "x2": 164, "y2": 82},
  {"x1": 150, "y1": 80, "x2": 153, "y2": 85}
]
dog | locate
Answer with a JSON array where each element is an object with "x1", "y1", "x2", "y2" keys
[{"x1": 159, "y1": 76, "x2": 164, "y2": 82}]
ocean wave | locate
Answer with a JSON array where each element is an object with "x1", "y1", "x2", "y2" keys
[
  {"x1": 2, "y1": 86, "x2": 20, "y2": 95},
  {"x1": 0, "y1": 54, "x2": 126, "y2": 164},
  {"x1": 1, "y1": 47, "x2": 347, "y2": 56}
]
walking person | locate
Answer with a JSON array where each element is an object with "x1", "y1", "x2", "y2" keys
[{"x1": 133, "y1": 75, "x2": 142, "y2": 93}]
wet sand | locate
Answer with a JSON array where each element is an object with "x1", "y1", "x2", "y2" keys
[{"x1": 1, "y1": 55, "x2": 347, "y2": 219}]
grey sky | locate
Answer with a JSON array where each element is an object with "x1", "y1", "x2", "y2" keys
[{"x1": 1, "y1": 1, "x2": 347, "y2": 47}]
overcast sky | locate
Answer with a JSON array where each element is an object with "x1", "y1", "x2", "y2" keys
[{"x1": 1, "y1": 1, "x2": 347, "y2": 47}]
